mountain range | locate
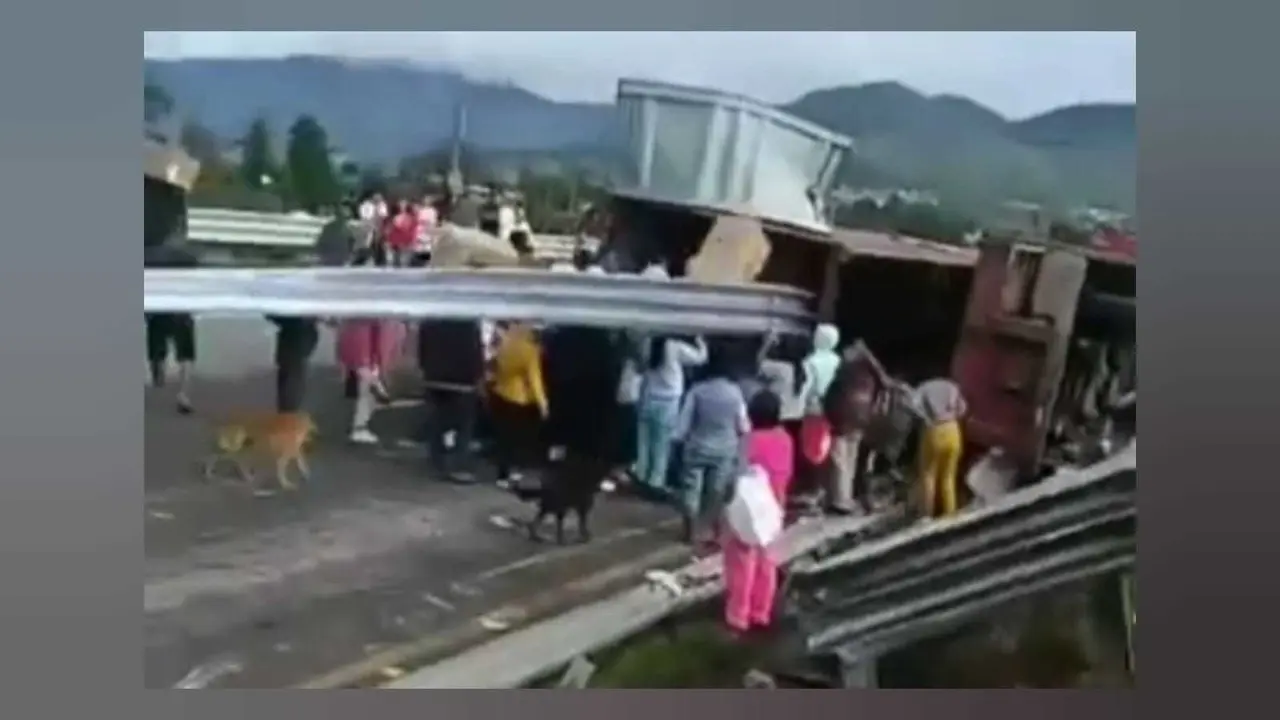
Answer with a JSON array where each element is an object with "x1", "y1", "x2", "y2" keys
[{"x1": 144, "y1": 55, "x2": 1136, "y2": 216}]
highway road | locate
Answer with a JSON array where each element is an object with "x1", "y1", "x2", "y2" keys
[{"x1": 144, "y1": 317, "x2": 680, "y2": 688}]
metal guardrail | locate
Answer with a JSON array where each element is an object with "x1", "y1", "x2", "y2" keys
[
  {"x1": 383, "y1": 443, "x2": 1134, "y2": 689},
  {"x1": 186, "y1": 207, "x2": 579, "y2": 262},
  {"x1": 383, "y1": 513, "x2": 897, "y2": 689},
  {"x1": 187, "y1": 208, "x2": 327, "y2": 248},
  {"x1": 788, "y1": 443, "x2": 1137, "y2": 663},
  {"x1": 144, "y1": 267, "x2": 815, "y2": 335}
]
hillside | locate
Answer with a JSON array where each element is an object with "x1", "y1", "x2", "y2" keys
[{"x1": 145, "y1": 56, "x2": 1135, "y2": 214}]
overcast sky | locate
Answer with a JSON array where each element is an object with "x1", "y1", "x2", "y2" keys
[{"x1": 143, "y1": 31, "x2": 1135, "y2": 119}]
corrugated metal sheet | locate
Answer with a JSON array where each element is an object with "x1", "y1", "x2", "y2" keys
[{"x1": 790, "y1": 443, "x2": 1136, "y2": 661}]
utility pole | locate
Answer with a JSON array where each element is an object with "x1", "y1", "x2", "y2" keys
[{"x1": 447, "y1": 100, "x2": 467, "y2": 197}]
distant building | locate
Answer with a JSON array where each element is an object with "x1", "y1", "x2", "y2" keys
[{"x1": 831, "y1": 186, "x2": 940, "y2": 209}]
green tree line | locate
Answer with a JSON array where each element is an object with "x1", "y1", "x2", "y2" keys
[{"x1": 146, "y1": 79, "x2": 998, "y2": 243}]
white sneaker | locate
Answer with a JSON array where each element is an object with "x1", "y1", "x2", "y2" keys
[{"x1": 350, "y1": 427, "x2": 379, "y2": 445}]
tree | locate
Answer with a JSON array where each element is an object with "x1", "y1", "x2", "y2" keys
[
  {"x1": 240, "y1": 117, "x2": 279, "y2": 191},
  {"x1": 286, "y1": 115, "x2": 341, "y2": 212}
]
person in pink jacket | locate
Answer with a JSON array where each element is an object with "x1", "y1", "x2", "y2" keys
[
  {"x1": 334, "y1": 248, "x2": 407, "y2": 444},
  {"x1": 722, "y1": 390, "x2": 794, "y2": 635},
  {"x1": 336, "y1": 317, "x2": 406, "y2": 444}
]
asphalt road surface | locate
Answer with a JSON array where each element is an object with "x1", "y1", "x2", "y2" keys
[{"x1": 144, "y1": 317, "x2": 681, "y2": 689}]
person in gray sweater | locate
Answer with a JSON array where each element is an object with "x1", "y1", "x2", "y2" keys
[{"x1": 673, "y1": 351, "x2": 750, "y2": 544}]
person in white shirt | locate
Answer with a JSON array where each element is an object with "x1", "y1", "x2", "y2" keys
[
  {"x1": 356, "y1": 192, "x2": 388, "y2": 249},
  {"x1": 417, "y1": 196, "x2": 439, "y2": 256}
]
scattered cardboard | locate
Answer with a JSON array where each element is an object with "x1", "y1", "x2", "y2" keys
[
  {"x1": 145, "y1": 139, "x2": 201, "y2": 192},
  {"x1": 685, "y1": 213, "x2": 772, "y2": 285},
  {"x1": 428, "y1": 225, "x2": 524, "y2": 270}
]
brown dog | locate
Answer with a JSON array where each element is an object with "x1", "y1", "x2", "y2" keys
[{"x1": 202, "y1": 412, "x2": 317, "y2": 492}]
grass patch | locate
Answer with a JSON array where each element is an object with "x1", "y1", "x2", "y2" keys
[{"x1": 588, "y1": 615, "x2": 763, "y2": 688}]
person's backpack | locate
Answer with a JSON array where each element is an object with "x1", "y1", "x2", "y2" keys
[{"x1": 800, "y1": 415, "x2": 832, "y2": 465}]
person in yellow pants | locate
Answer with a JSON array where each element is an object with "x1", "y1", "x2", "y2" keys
[{"x1": 913, "y1": 377, "x2": 967, "y2": 519}]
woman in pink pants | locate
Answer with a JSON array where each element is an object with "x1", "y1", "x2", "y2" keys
[
  {"x1": 336, "y1": 316, "x2": 406, "y2": 444},
  {"x1": 722, "y1": 390, "x2": 794, "y2": 634}
]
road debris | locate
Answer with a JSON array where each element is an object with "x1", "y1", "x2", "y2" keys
[
  {"x1": 488, "y1": 514, "x2": 518, "y2": 531},
  {"x1": 478, "y1": 606, "x2": 529, "y2": 632},
  {"x1": 743, "y1": 669, "x2": 777, "y2": 688},
  {"x1": 643, "y1": 570, "x2": 684, "y2": 598},
  {"x1": 556, "y1": 656, "x2": 597, "y2": 688},
  {"x1": 422, "y1": 593, "x2": 457, "y2": 613},
  {"x1": 173, "y1": 656, "x2": 243, "y2": 689},
  {"x1": 450, "y1": 581, "x2": 481, "y2": 597},
  {"x1": 379, "y1": 665, "x2": 407, "y2": 680},
  {"x1": 148, "y1": 510, "x2": 176, "y2": 521}
]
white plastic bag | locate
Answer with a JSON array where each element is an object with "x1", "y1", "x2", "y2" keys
[{"x1": 724, "y1": 464, "x2": 784, "y2": 548}]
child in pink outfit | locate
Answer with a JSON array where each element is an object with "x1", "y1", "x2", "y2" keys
[{"x1": 722, "y1": 390, "x2": 794, "y2": 634}]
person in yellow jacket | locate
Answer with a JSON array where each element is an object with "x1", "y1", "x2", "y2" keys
[
  {"x1": 488, "y1": 322, "x2": 550, "y2": 487},
  {"x1": 912, "y1": 375, "x2": 968, "y2": 520}
]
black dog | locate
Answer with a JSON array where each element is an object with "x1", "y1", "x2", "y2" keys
[{"x1": 511, "y1": 454, "x2": 605, "y2": 544}]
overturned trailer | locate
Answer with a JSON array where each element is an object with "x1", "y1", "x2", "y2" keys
[
  {"x1": 594, "y1": 79, "x2": 1135, "y2": 483},
  {"x1": 952, "y1": 211, "x2": 1137, "y2": 482},
  {"x1": 596, "y1": 79, "x2": 976, "y2": 373}
]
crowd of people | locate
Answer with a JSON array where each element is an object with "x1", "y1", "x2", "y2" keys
[{"x1": 144, "y1": 191, "x2": 971, "y2": 637}]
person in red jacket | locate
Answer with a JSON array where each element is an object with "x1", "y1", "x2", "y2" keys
[{"x1": 384, "y1": 198, "x2": 420, "y2": 267}]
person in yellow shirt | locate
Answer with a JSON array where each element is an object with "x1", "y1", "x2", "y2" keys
[{"x1": 488, "y1": 322, "x2": 550, "y2": 487}]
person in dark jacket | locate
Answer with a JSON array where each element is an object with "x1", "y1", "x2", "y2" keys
[
  {"x1": 543, "y1": 325, "x2": 621, "y2": 463},
  {"x1": 144, "y1": 243, "x2": 201, "y2": 414},
  {"x1": 417, "y1": 318, "x2": 487, "y2": 482},
  {"x1": 267, "y1": 223, "x2": 353, "y2": 415},
  {"x1": 269, "y1": 316, "x2": 320, "y2": 414},
  {"x1": 822, "y1": 340, "x2": 891, "y2": 515},
  {"x1": 315, "y1": 208, "x2": 358, "y2": 267}
]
